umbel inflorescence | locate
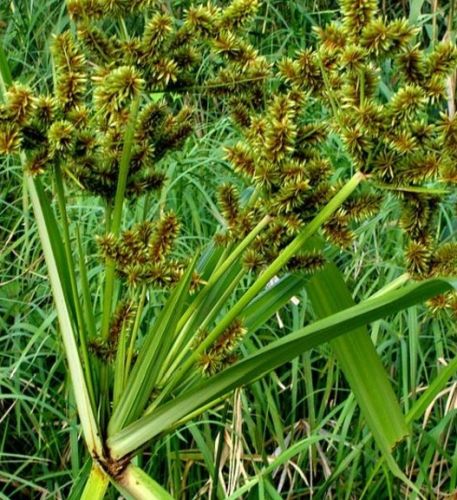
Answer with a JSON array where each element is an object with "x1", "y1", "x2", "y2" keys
[
  {"x1": 0, "y1": 0, "x2": 264, "y2": 288},
  {"x1": 219, "y1": 0, "x2": 457, "y2": 302},
  {"x1": 2, "y1": 0, "x2": 457, "y2": 366},
  {"x1": 0, "y1": 0, "x2": 268, "y2": 373},
  {"x1": 1, "y1": 0, "x2": 263, "y2": 190}
]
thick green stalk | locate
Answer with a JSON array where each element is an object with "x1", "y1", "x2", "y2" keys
[
  {"x1": 114, "y1": 464, "x2": 174, "y2": 499},
  {"x1": 98, "y1": 96, "x2": 141, "y2": 423},
  {"x1": 81, "y1": 465, "x2": 109, "y2": 500},
  {"x1": 125, "y1": 284, "x2": 147, "y2": 378},
  {"x1": 201, "y1": 216, "x2": 270, "y2": 289},
  {"x1": 76, "y1": 226, "x2": 97, "y2": 340},
  {"x1": 100, "y1": 243, "x2": 116, "y2": 343},
  {"x1": 110, "y1": 98, "x2": 141, "y2": 234},
  {"x1": 165, "y1": 172, "x2": 364, "y2": 392},
  {"x1": 113, "y1": 322, "x2": 129, "y2": 410}
]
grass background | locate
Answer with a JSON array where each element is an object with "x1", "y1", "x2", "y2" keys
[{"x1": 1, "y1": 0, "x2": 457, "y2": 498}]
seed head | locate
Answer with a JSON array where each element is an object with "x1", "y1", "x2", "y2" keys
[{"x1": 6, "y1": 85, "x2": 35, "y2": 124}]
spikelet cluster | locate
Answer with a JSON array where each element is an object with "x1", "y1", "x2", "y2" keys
[
  {"x1": 0, "y1": 0, "x2": 264, "y2": 204},
  {"x1": 221, "y1": 85, "x2": 381, "y2": 272},
  {"x1": 97, "y1": 214, "x2": 195, "y2": 287},
  {"x1": 88, "y1": 300, "x2": 136, "y2": 361},
  {"x1": 220, "y1": 0, "x2": 457, "y2": 285},
  {"x1": 196, "y1": 319, "x2": 247, "y2": 376}
]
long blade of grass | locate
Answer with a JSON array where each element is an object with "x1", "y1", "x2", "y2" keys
[
  {"x1": 406, "y1": 355, "x2": 457, "y2": 423},
  {"x1": 306, "y1": 263, "x2": 409, "y2": 460},
  {"x1": 107, "y1": 277, "x2": 456, "y2": 458},
  {"x1": 226, "y1": 434, "x2": 326, "y2": 499},
  {"x1": 26, "y1": 174, "x2": 103, "y2": 456}
]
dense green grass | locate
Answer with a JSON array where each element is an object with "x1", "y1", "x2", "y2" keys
[{"x1": 1, "y1": 0, "x2": 457, "y2": 498}]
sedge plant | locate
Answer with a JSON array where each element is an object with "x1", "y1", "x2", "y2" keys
[{"x1": 1, "y1": 0, "x2": 457, "y2": 497}]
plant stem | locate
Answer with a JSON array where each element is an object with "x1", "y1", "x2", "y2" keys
[
  {"x1": 0, "y1": 43, "x2": 12, "y2": 97},
  {"x1": 449, "y1": 0, "x2": 456, "y2": 34},
  {"x1": 111, "y1": 99, "x2": 141, "y2": 235},
  {"x1": 178, "y1": 215, "x2": 271, "y2": 329},
  {"x1": 125, "y1": 284, "x2": 147, "y2": 378},
  {"x1": 113, "y1": 321, "x2": 129, "y2": 410},
  {"x1": 0, "y1": 51, "x2": 103, "y2": 456},
  {"x1": 77, "y1": 226, "x2": 97, "y2": 340},
  {"x1": 81, "y1": 464, "x2": 109, "y2": 500},
  {"x1": 432, "y1": 0, "x2": 439, "y2": 48},
  {"x1": 114, "y1": 464, "x2": 174, "y2": 499},
  {"x1": 107, "y1": 277, "x2": 454, "y2": 459},
  {"x1": 157, "y1": 267, "x2": 246, "y2": 391},
  {"x1": 159, "y1": 216, "x2": 270, "y2": 379},
  {"x1": 367, "y1": 273, "x2": 411, "y2": 300},
  {"x1": 99, "y1": 96, "x2": 140, "y2": 425},
  {"x1": 26, "y1": 172, "x2": 103, "y2": 456},
  {"x1": 406, "y1": 354, "x2": 457, "y2": 423}
]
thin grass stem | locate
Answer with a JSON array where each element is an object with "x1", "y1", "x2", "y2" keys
[
  {"x1": 125, "y1": 284, "x2": 147, "y2": 379},
  {"x1": 101, "y1": 96, "x2": 141, "y2": 341}
]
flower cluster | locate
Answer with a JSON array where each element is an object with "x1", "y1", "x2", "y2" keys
[
  {"x1": 221, "y1": 88, "x2": 381, "y2": 272},
  {"x1": 196, "y1": 319, "x2": 247, "y2": 376},
  {"x1": 0, "y1": 0, "x2": 263, "y2": 201},
  {"x1": 0, "y1": 0, "x2": 267, "y2": 312},
  {"x1": 89, "y1": 300, "x2": 136, "y2": 361},
  {"x1": 220, "y1": 0, "x2": 457, "y2": 287},
  {"x1": 97, "y1": 213, "x2": 201, "y2": 288}
]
